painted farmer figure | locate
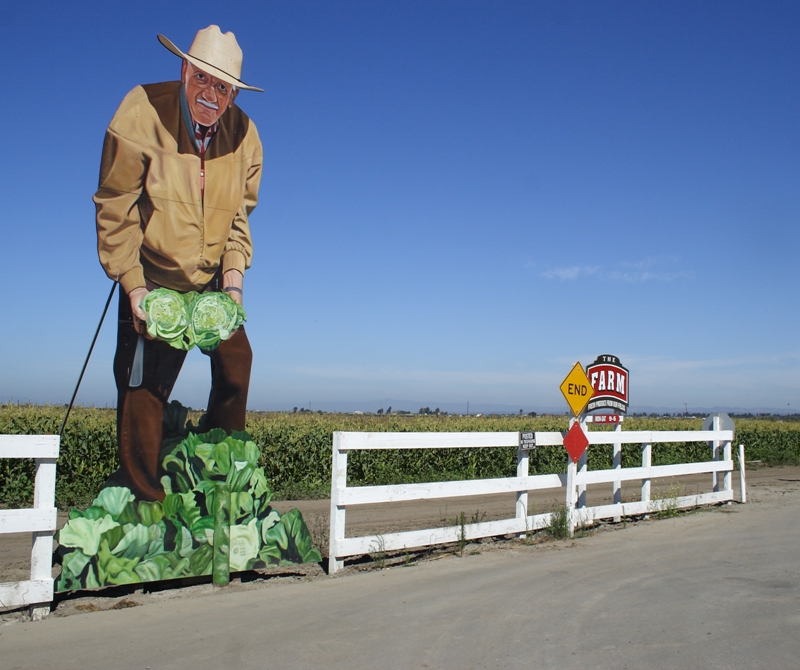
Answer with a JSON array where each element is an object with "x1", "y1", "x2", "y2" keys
[{"x1": 94, "y1": 26, "x2": 263, "y2": 501}]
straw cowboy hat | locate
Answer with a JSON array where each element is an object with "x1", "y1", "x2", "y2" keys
[{"x1": 158, "y1": 25, "x2": 263, "y2": 92}]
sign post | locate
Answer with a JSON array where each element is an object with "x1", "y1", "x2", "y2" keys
[
  {"x1": 559, "y1": 362, "x2": 593, "y2": 466},
  {"x1": 584, "y1": 354, "x2": 629, "y2": 516},
  {"x1": 516, "y1": 431, "x2": 536, "y2": 532},
  {"x1": 559, "y1": 362, "x2": 595, "y2": 528}
]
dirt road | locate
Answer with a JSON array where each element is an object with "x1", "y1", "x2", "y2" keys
[{"x1": 1, "y1": 466, "x2": 798, "y2": 668}]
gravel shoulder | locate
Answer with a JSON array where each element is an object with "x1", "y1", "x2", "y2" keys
[{"x1": 1, "y1": 466, "x2": 799, "y2": 668}]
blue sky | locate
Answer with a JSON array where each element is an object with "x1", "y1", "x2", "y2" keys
[{"x1": 1, "y1": 1, "x2": 798, "y2": 413}]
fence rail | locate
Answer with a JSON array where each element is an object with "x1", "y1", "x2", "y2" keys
[
  {"x1": 328, "y1": 420, "x2": 744, "y2": 573},
  {"x1": 0, "y1": 435, "x2": 59, "y2": 620}
]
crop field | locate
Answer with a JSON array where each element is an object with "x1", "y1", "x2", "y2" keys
[{"x1": 2, "y1": 403, "x2": 800, "y2": 509}]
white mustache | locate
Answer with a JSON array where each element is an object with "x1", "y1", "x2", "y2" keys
[{"x1": 196, "y1": 98, "x2": 219, "y2": 111}]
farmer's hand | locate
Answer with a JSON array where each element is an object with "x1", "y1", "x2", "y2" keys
[
  {"x1": 129, "y1": 287, "x2": 149, "y2": 336},
  {"x1": 222, "y1": 269, "x2": 243, "y2": 306}
]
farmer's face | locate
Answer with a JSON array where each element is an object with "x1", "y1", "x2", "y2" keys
[{"x1": 182, "y1": 60, "x2": 238, "y2": 126}]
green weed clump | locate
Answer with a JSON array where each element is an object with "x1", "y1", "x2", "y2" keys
[
  {"x1": 2, "y1": 404, "x2": 800, "y2": 509},
  {"x1": 546, "y1": 506, "x2": 570, "y2": 539},
  {"x1": 369, "y1": 535, "x2": 387, "y2": 569},
  {"x1": 652, "y1": 483, "x2": 684, "y2": 519},
  {"x1": 457, "y1": 512, "x2": 467, "y2": 557}
]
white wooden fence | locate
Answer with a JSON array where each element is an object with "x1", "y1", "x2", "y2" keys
[
  {"x1": 0, "y1": 435, "x2": 60, "y2": 620},
  {"x1": 328, "y1": 419, "x2": 744, "y2": 573}
]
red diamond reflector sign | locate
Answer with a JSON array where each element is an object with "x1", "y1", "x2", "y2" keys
[{"x1": 563, "y1": 422, "x2": 589, "y2": 463}]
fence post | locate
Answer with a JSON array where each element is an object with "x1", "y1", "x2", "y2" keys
[
  {"x1": 612, "y1": 423, "x2": 622, "y2": 521},
  {"x1": 516, "y1": 436, "x2": 529, "y2": 537},
  {"x1": 30, "y1": 454, "x2": 57, "y2": 621},
  {"x1": 565, "y1": 459, "x2": 577, "y2": 536},
  {"x1": 712, "y1": 415, "x2": 721, "y2": 492},
  {"x1": 738, "y1": 444, "x2": 747, "y2": 503},
  {"x1": 576, "y1": 416, "x2": 588, "y2": 510},
  {"x1": 328, "y1": 432, "x2": 347, "y2": 574},
  {"x1": 723, "y1": 439, "x2": 732, "y2": 502},
  {"x1": 577, "y1": 450, "x2": 588, "y2": 510},
  {"x1": 641, "y1": 443, "x2": 651, "y2": 512}
]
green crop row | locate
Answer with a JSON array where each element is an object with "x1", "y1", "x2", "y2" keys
[{"x1": 2, "y1": 404, "x2": 799, "y2": 509}]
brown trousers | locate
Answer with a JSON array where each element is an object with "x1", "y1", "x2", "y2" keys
[{"x1": 107, "y1": 287, "x2": 252, "y2": 501}]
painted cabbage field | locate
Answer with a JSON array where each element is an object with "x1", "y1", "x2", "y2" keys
[{"x1": 2, "y1": 402, "x2": 800, "y2": 509}]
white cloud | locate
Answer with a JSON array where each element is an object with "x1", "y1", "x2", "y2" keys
[
  {"x1": 602, "y1": 268, "x2": 695, "y2": 282},
  {"x1": 541, "y1": 256, "x2": 694, "y2": 283},
  {"x1": 541, "y1": 265, "x2": 600, "y2": 280}
]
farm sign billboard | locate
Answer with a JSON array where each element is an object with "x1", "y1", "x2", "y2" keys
[{"x1": 586, "y1": 354, "x2": 629, "y2": 414}]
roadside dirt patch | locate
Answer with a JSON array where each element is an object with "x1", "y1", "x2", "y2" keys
[{"x1": 2, "y1": 465, "x2": 796, "y2": 621}]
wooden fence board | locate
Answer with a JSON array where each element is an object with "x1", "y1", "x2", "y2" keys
[
  {"x1": 0, "y1": 435, "x2": 59, "y2": 459},
  {"x1": 0, "y1": 580, "x2": 53, "y2": 611},
  {"x1": 0, "y1": 509, "x2": 57, "y2": 535},
  {"x1": 339, "y1": 473, "x2": 566, "y2": 506}
]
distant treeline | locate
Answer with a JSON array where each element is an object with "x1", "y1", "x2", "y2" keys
[{"x1": 2, "y1": 404, "x2": 799, "y2": 509}]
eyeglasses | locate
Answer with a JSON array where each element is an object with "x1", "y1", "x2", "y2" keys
[{"x1": 186, "y1": 62, "x2": 237, "y2": 98}]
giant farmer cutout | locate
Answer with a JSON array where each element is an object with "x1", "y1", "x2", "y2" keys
[{"x1": 56, "y1": 27, "x2": 320, "y2": 592}]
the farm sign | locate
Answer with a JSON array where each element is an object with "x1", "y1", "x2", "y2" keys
[{"x1": 586, "y1": 354, "x2": 629, "y2": 414}]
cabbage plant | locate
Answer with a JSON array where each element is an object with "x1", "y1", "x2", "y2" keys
[
  {"x1": 56, "y1": 426, "x2": 321, "y2": 592},
  {"x1": 140, "y1": 288, "x2": 195, "y2": 350},
  {"x1": 189, "y1": 292, "x2": 246, "y2": 351}
]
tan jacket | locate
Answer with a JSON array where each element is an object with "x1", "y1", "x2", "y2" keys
[{"x1": 94, "y1": 81, "x2": 262, "y2": 294}]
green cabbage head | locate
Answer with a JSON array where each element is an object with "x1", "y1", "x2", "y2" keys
[
  {"x1": 141, "y1": 288, "x2": 194, "y2": 350},
  {"x1": 189, "y1": 292, "x2": 247, "y2": 351}
]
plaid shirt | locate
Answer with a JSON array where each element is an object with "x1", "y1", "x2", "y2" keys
[{"x1": 194, "y1": 121, "x2": 219, "y2": 199}]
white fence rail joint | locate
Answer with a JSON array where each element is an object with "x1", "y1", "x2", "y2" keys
[
  {"x1": 0, "y1": 435, "x2": 60, "y2": 620},
  {"x1": 328, "y1": 421, "x2": 744, "y2": 574}
]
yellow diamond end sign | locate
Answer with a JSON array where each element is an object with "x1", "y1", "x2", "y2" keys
[{"x1": 560, "y1": 362, "x2": 594, "y2": 417}]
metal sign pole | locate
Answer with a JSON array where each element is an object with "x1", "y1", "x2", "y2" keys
[{"x1": 59, "y1": 281, "x2": 118, "y2": 438}]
